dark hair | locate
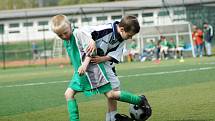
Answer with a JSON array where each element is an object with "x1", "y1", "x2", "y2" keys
[
  {"x1": 203, "y1": 22, "x2": 208, "y2": 25},
  {"x1": 118, "y1": 15, "x2": 140, "y2": 34},
  {"x1": 160, "y1": 36, "x2": 165, "y2": 39}
]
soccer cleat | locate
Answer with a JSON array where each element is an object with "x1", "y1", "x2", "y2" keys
[
  {"x1": 139, "y1": 95, "x2": 149, "y2": 107},
  {"x1": 115, "y1": 113, "x2": 133, "y2": 121},
  {"x1": 138, "y1": 95, "x2": 152, "y2": 120}
]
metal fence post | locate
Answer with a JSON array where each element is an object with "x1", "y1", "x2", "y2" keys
[{"x1": 0, "y1": 24, "x2": 6, "y2": 69}]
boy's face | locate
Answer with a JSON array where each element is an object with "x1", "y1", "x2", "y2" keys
[
  {"x1": 192, "y1": 26, "x2": 197, "y2": 32},
  {"x1": 119, "y1": 27, "x2": 136, "y2": 40},
  {"x1": 204, "y1": 24, "x2": 208, "y2": 28},
  {"x1": 56, "y1": 26, "x2": 71, "y2": 40}
]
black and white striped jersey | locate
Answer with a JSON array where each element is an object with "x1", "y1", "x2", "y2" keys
[{"x1": 79, "y1": 21, "x2": 125, "y2": 64}]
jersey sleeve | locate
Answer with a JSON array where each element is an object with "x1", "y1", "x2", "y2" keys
[
  {"x1": 107, "y1": 42, "x2": 125, "y2": 63},
  {"x1": 74, "y1": 28, "x2": 94, "y2": 56}
]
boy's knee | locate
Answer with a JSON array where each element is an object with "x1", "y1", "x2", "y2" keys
[
  {"x1": 64, "y1": 88, "x2": 75, "y2": 100},
  {"x1": 105, "y1": 90, "x2": 120, "y2": 100},
  {"x1": 105, "y1": 91, "x2": 114, "y2": 99}
]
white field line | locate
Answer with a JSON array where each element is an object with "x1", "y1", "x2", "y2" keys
[
  {"x1": 0, "y1": 66, "x2": 215, "y2": 89},
  {"x1": 118, "y1": 66, "x2": 215, "y2": 78},
  {"x1": 0, "y1": 80, "x2": 68, "y2": 88},
  {"x1": 119, "y1": 62, "x2": 215, "y2": 70}
]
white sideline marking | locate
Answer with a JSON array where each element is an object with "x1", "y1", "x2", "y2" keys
[
  {"x1": 0, "y1": 80, "x2": 68, "y2": 88},
  {"x1": 118, "y1": 66, "x2": 215, "y2": 78},
  {"x1": 0, "y1": 66, "x2": 215, "y2": 89}
]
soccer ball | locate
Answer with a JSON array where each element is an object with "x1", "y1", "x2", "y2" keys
[{"x1": 129, "y1": 104, "x2": 151, "y2": 121}]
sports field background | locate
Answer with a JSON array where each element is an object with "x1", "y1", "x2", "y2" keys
[{"x1": 0, "y1": 57, "x2": 215, "y2": 121}]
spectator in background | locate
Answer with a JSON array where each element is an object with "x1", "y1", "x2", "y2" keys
[
  {"x1": 32, "y1": 41, "x2": 39, "y2": 60},
  {"x1": 140, "y1": 39, "x2": 156, "y2": 62},
  {"x1": 176, "y1": 36, "x2": 185, "y2": 62},
  {"x1": 192, "y1": 25, "x2": 203, "y2": 57},
  {"x1": 203, "y1": 22, "x2": 214, "y2": 56},
  {"x1": 128, "y1": 39, "x2": 138, "y2": 62},
  {"x1": 160, "y1": 36, "x2": 169, "y2": 60},
  {"x1": 168, "y1": 38, "x2": 176, "y2": 59},
  {"x1": 155, "y1": 38, "x2": 162, "y2": 63},
  {"x1": 145, "y1": 39, "x2": 156, "y2": 53}
]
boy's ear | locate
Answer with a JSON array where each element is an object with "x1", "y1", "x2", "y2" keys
[{"x1": 119, "y1": 27, "x2": 124, "y2": 32}]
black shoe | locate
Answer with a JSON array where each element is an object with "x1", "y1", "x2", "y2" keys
[
  {"x1": 139, "y1": 95, "x2": 150, "y2": 107},
  {"x1": 139, "y1": 95, "x2": 152, "y2": 120},
  {"x1": 115, "y1": 113, "x2": 133, "y2": 121}
]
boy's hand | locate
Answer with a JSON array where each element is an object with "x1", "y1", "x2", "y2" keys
[
  {"x1": 91, "y1": 56, "x2": 104, "y2": 64},
  {"x1": 193, "y1": 37, "x2": 196, "y2": 40},
  {"x1": 78, "y1": 65, "x2": 87, "y2": 76},
  {"x1": 86, "y1": 40, "x2": 96, "y2": 55}
]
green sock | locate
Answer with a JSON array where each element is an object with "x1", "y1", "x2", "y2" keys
[
  {"x1": 119, "y1": 91, "x2": 141, "y2": 105},
  {"x1": 67, "y1": 99, "x2": 80, "y2": 121}
]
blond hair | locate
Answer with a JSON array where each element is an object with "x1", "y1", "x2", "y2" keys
[{"x1": 50, "y1": 14, "x2": 70, "y2": 33}]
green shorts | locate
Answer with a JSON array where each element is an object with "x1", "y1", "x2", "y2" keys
[{"x1": 69, "y1": 73, "x2": 112, "y2": 96}]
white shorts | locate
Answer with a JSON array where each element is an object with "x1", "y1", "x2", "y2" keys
[
  {"x1": 160, "y1": 46, "x2": 168, "y2": 52},
  {"x1": 103, "y1": 61, "x2": 120, "y2": 90},
  {"x1": 168, "y1": 48, "x2": 176, "y2": 51},
  {"x1": 176, "y1": 47, "x2": 184, "y2": 51}
]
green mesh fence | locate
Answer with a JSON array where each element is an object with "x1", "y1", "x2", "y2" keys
[{"x1": 186, "y1": 5, "x2": 215, "y2": 44}]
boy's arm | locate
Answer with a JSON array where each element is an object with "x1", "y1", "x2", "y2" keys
[
  {"x1": 75, "y1": 28, "x2": 96, "y2": 75},
  {"x1": 91, "y1": 55, "x2": 112, "y2": 64},
  {"x1": 86, "y1": 39, "x2": 96, "y2": 55},
  {"x1": 78, "y1": 56, "x2": 91, "y2": 75},
  {"x1": 91, "y1": 42, "x2": 124, "y2": 64},
  {"x1": 76, "y1": 28, "x2": 96, "y2": 55},
  {"x1": 106, "y1": 42, "x2": 125, "y2": 64}
]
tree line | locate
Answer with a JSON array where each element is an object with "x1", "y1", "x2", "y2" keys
[{"x1": 0, "y1": 0, "x2": 124, "y2": 10}]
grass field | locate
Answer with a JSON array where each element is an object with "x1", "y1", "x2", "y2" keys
[{"x1": 0, "y1": 57, "x2": 215, "y2": 121}]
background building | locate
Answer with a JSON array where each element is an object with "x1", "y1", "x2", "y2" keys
[{"x1": 0, "y1": 0, "x2": 214, "y2": 67}]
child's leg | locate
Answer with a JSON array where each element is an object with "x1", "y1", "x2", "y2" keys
[
  {"x1": 106, "y1": 98, "x2": 117, "y2": 121},
  {"x1": 105, "y1": 90, "x2": 152, "y2": 120},
  {"x1": 106, "y1": 97, "x2": 134, "y2": 121},
  {"x1": 180, "y1": 50, "x2": 183, "y2": 59},
  {"x1": 107, "y1": 98, "x2": 117, "y2": 112},
  {"x1": 105, "y1": 90, "x2": 142, "y2": 106},
  {"x1": 119, "y1": 91, "x2": 142, "y2": 105},
  {"x1": 105, "y1": 88, "x2": 118, "y2": 121},
  {"x1": 65, "y1": 88, "x2": 79, "y2": 121}
]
